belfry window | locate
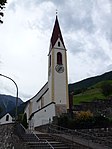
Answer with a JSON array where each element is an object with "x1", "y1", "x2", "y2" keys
[
  {"x1": 57, "y1": 52, "x2": 62, "y2": 65},
  {"x1": 58, "y1": 41, "x2": 60, "y2": 47}
]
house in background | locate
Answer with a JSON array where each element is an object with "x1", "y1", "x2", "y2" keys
[
  {"x1": 0, "y1": 113, "x2": 13, "y2": 125},
  {"x1": 24, "y1": 15, "x2": 69, "y2": 129}
]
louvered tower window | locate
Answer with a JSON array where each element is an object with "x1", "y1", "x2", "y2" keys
[
  {"x1": 58, "y1": 41, "x2": 60, "y2": 47},
  {"x1": 57, "y1": 52, "x2": 62, "y2": 65}
]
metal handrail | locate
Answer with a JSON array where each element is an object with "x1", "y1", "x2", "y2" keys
[
  {"x1": 32, "y1": 131, "x2": 54, "y2": 148},
  {"x1": 15, "y1": 123, "x2": 54, "y2": 148},
  {"x1": 45, "y1": 139, "x2": 54, "y2": 149},
  {"x1": 32, "y1": 131, "x2": 40, "y2": 140},
  {"x1": 15, "y1": 123, "x2": 26, "y2": 137},
  {"x1": 20, "y1": 123, "x2": 27, "y2": 133}
]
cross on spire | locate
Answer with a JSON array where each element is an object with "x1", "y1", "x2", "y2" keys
[{"x1": 56, "y1": 9, "x2": 58, "y2": 16}]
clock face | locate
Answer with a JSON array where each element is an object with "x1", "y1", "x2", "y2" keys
[{"x1": 55, "y1": 65, "x2": 64, "y2": 73}]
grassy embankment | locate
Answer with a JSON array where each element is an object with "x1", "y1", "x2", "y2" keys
[{"x1": 73, "y1": 80, "x2": 112, "y2": 105}]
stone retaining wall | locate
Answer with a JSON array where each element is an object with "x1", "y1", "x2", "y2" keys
[
  {"x1": 0, "y1": 123, "x2": 27, "y2": 149},
  {"x1": 74, "y1": 98, "x2": 112, "y2": 117}
]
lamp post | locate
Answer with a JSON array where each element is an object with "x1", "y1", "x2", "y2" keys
[{"x1": 0, "y1": 74, "x2": 18, "y2": 123}]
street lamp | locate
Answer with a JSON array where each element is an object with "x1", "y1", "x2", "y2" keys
[{"x1": 0, "y1": 74, "x2": 18, "y2": 123}]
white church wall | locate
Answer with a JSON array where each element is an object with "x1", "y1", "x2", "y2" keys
[
  {"x1": 31, "y1": 83, "x2": 48, "y2": 114},
  {"x1": 33, "y1": 103, "x2": 55, "y2": 127},
  {"x1": 42, "y1": 89, "x2": 50, "y2": 106},
  {"x1": 25, "y1": 83, "x2": 49, "y2": 122},
  {"x1": 54, "y1": 49, "x2": 67, "y2": 105},
  {"x1": 37, "y1": 100, "x2": 41, "y2": 110},
  {"x1": 32, "y1": 89, "x2": 49, "y2": 113},
  {"x1": 48, "y1": 71, "x2": 52, "y2": 102},
  {"x1": 24, "y1": 103, "x2": 30, "y2": 122},
  {"x1": 48, "y1": 51, "x2": 53, "y2": 103}
]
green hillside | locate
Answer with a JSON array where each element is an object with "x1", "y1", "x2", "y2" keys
[
  {"x1": 73, "y1": 80, "x2": 112, "y2": 105},
  {"x1": 68, "y1": 71, "x2": 112, "y2": 105},
  {"x1": 74, "y1": 87, "x2": 103, "y2": 105}
]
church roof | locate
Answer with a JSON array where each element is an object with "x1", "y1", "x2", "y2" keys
[{"x1": 50, "y1": 15, "x2": 65, "y2": 48}]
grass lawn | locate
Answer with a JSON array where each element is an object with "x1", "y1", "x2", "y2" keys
[{"x1": 73, "y1": 88, "x2": 105, "y2": 105}]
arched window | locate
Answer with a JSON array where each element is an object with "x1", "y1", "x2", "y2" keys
[
  {"x1": 58, "y1": 41, "x2": 60, "y2": 47},
  {"x1": 6, "y1": 115, "x2": 9, "y2": 121},
  {"x1": 57, "y1": 52, "x2": 62, "y2": 65}
]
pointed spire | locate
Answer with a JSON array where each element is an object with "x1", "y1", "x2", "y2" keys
[{"x1": 50, "y1": 15, "x2": 65, "y2": 48}]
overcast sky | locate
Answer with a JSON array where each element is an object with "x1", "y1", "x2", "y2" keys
[{"x1": 0, "y1": 0, "x2": 112, "y2": 101}]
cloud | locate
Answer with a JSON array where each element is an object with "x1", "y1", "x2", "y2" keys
[
  {"x1": 0, "y1": 77, "x2": 16, "y2": 96},
  {"x1": 0, "y1": 0, "x2": 112, "y2": 101},
  {"x1": 19, "y1": 92, "x2": 32, "y2": 100},
  {"x1": 0, "y1": 56, "x2": 2, "y2": 65}
]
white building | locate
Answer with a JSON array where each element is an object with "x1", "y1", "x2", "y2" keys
[
  {"x1": 0, "y1": 113, "x2": 13, "y2": 125},
  {"x1": 24, "y1": 15, "x2": 69, "y2": 129}
]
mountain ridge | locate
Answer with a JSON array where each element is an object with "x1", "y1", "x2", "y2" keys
[
  {"x1": 69, "y1": 71, "x2": 112, "y2": 93},
  {"x1": 0, "y1": 94, "x2": 23, "y2": 118}
]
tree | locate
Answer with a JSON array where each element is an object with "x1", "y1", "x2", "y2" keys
[
  {"x1": 0, "y1": 0, "x2": 7, "y2": 24},
  {"x1": 101, "y1": 82, "x2": 112, "y2": 97}
]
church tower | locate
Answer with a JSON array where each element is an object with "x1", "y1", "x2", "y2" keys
[{"x1": 48, "y1": 15, "x2": 69, "y2": 116}]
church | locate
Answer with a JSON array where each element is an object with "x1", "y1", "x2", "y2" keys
[{"x1": 24, "y1": 15, "x2": 69, "y2": 129}]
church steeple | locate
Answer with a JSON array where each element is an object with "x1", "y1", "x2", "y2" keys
[
  {"x1": 50, "y1": 16, "x2": 65, "y2": 49},
  {"x1": 48, "y1": 15, "x2": 69, "y2": 112}
]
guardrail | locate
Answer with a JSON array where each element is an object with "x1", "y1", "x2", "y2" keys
[{"x1": 48, "y1": 124, "x2": 112, "y2": 149}]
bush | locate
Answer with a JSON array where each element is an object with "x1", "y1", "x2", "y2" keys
[
  {"x1": 57, "y1": 112, "x2": 112, "y2": 129},
  {"x1": 75, "y1": 111, "x2": 93, "y2": 120}
]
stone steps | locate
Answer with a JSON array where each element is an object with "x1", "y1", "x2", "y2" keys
[
  {"x1": 21, "y1": 132, "x2": 71, "y2": 148},
  {"x1": 36, "y1": 133, "x2": 71, "y2": 149},
  {"x1": 27, "y1": 142, "x2": 51, "y2": 149}
]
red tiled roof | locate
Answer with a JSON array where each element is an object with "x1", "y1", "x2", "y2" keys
[{"x1": 50, "y1": 16, "x2": 65, "y2": 48}]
